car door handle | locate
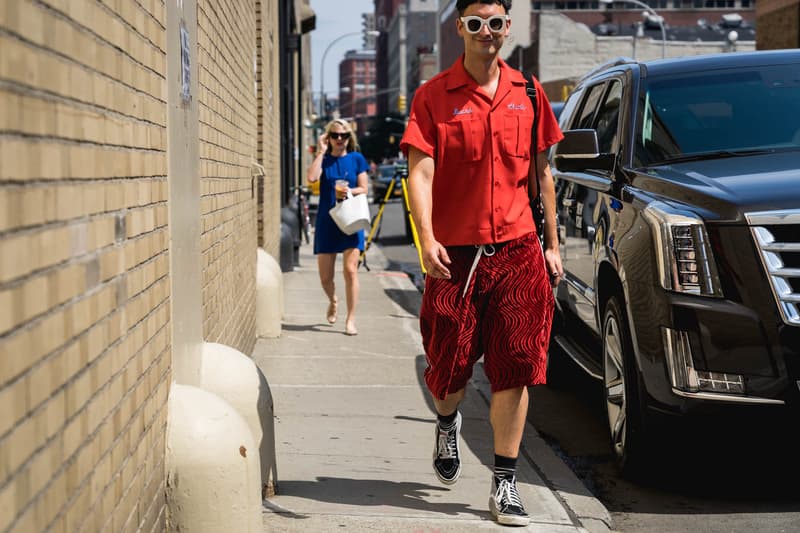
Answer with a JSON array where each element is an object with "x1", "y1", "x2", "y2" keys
[{"x1": 562, "y1": 198, "x2": 575, "y2": 208}]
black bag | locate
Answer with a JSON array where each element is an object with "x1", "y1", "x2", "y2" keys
[{"x1": 524, "y1": 72, "x2": 545, "y2": 245}]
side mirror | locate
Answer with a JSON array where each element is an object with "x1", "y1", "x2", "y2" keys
[
  {"x1": 556, "y1": 129, "x2": 600, "y2": 158},
  {"x1": 554, "y1": 129, "x2": 615, "y2": 172}
]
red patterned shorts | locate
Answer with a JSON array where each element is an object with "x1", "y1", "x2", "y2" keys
[{"x1": 420, "y1": 233, "x2": 554, "y2": 400}]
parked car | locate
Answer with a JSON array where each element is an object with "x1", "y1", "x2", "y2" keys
[
  {"x1": 371, "y1": 162, "x2": 406, "y2": 203},
  {"x1": 549, "y1": 50, "x2": 800, "y2": 476},
  {"x1": 550, "y1": 101, "x2": 565, "y2": 121}
]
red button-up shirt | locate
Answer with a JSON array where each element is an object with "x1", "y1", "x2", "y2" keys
[{"x1": 401, "y1": 56, "x2": 563, "y2": 246}]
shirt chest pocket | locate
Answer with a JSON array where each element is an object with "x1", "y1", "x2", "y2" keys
[
  {"x1": 441, "y1": 116, "x2": 485, "y2": 162},
  {"x1": 500, "y1": 112, "x2": 534, "y2": 159}
]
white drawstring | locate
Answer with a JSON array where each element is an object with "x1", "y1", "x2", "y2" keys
[{"x1": 462, "y1": 244, "x2": 496, "y2": 298}]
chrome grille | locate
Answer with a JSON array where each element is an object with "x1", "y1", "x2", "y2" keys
[{"x1": 746, "y1": 209, "x2": 800, "y2": 326}]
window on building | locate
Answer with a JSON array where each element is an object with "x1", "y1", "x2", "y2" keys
[{"x1": 537, "y1": 1, "x2": 612, "y2": 8}]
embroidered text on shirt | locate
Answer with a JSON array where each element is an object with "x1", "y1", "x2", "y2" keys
[
  {"x1": 452, "y1": 107, "x2": 473, "y2": 116},
  {"x1": 507, "y1": 103, "x2": 527, "y2": 111}
]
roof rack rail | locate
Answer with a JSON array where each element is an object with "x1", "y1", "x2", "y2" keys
[{"x1": 578, "y1": 56, "x2": 637, "y2": 83}]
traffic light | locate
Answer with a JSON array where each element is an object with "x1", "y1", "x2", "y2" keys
[{"x1": 397, "y1": 94, "x2": 406, "y2": 114}]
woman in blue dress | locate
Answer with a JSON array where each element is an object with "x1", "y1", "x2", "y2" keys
[{"x1": 306, "y1": 119, "x2": 370, "y2": 336}]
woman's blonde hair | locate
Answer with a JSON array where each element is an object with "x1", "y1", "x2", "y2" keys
[{"x1": 324, "y1": 119, "x2": 359, "y2": 153}]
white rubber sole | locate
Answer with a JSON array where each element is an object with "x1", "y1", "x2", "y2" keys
[{"x1": 489, "y1": 496, "x2": 530, "y2": 526}]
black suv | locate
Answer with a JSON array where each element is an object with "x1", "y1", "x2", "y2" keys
[{"x1": 550, "y1": 50, "x2": 800, "y2": 474}]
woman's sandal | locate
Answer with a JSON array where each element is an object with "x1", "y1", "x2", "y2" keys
[
  {"x1": 326, "y1": 299, "x2": 337, "y2": 324},
  {"x1": 344, "y1": 322, "x2": 358, "y2": 336}
]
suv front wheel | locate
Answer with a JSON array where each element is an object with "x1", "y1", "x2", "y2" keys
[{"x1": 603, "y1": 295, "x2": 651, "y2": 477}]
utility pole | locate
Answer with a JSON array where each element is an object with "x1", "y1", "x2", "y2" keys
[{"x1": 398, "y1": 4, "x2": 407, "y2": 115}]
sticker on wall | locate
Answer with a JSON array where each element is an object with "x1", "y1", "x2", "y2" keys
[{"x1": 180, "y1": 20, "x2": 191, "y2": 103}]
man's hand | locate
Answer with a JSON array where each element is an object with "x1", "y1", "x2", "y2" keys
[
  {"x1": 544, "y1": 247, "x2": 563, "y2": 287},
  {"x1": 421, "y1": 239, "x2": 452, "y2": 279}
]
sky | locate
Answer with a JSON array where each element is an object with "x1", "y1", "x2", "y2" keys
[{"x1": 310, "y1": 0, "x2": 375, "y2": 97}]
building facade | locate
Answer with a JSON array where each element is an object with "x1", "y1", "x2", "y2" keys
[
  {"x1": 756, "y1": 0, "x2": 800, "y2": 49},
  {"x1": 338, "y1": 49, "x2": 377, "y2": 122},
  {"x1": 0, "y1": 0, "x2": 314, "y2": 530},
  {"x1": 373, "y1": 0, "x2": 405, "y2": 114},
  {"x1": 435, "y1": 0, "x2": 757, "y2": 102}
]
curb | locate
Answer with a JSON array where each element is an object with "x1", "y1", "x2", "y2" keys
[{"x1": 469, "y1": 372, "x2": 614, "y2": 533}]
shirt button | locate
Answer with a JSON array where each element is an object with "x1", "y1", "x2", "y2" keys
[
  {"x1": 494, "y1": 181, "x2": 500, "y2": 186},
  {"x1": 495, "y1": 208, "x2": 500, "y2": 212}
]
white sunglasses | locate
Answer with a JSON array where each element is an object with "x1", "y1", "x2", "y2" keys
[{"x1": 459, "y1": 15, "x2": 510, "y2": 34}]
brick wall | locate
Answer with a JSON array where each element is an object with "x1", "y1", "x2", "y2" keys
[
  {"x1": 1, "y1": 0, "x2": 284, "y2": 530},
  {"x1": 257, "y1": 1, "x2": 283, "y2": 257},
  {"x1": 0, "y1": 1, "x2": 170, "y2": 531},
  {"x1": 757, "y1": 0, "x2": 800, "y2": 50},
  {"x1": 197, "y1": 0, "x2": 258, "y2": 354}
]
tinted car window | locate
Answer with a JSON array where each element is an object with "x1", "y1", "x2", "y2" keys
[
  {"x1": 572, "y1": 82, "x2": 606, "y2": 130},
  {"x1": 635, "y1": 63, "x2": 800, "y2": 165},
  {"x1": 595, "y1": 80, "x2": 623, "y2": 154}
]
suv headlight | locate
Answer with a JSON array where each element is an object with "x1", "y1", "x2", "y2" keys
[{"x1": 643, "y1": 201, "x2": 722, "y2": 297}]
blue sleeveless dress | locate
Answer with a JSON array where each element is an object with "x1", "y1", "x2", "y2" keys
[{"x1": 314, "y1": 151, "x2": 369, "y2": 254}]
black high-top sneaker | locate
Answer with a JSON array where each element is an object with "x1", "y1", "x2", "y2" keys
[
  {"x1": 432, "y1": 411, "x2": 462, "y2": 484},
  {"x1": 489, "y1": 474, "x2": 530, "y2": 526}
]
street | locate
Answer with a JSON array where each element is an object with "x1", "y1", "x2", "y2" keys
[
  {"x1": 366, "y1": 199, "x2": 800, "y2": 533},
  {"x1": 363, "y1": 196, "x2": 425, "y2": 292}
]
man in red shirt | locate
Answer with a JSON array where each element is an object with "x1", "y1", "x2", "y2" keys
[{"x1": 400, "y1": 0, "x2": 563, "y2": 525}]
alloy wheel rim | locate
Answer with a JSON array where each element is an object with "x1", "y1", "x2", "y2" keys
[{"x1": 604, "y1": 314, "x2": 627, "y2": 459}]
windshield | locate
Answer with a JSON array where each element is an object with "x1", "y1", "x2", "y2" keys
[
  {"x1": 379, "y1": 165, "x2": 395, "y2": 179},
  {"x1": 634, "y1": 62, "x2": 800, "y2": 166}
]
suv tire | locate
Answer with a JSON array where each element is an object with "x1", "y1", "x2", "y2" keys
[{"x1": 602, "y1": 295, "x2": 651, "y2": 478}]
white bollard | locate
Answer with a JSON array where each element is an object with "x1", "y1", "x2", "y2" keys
[
  {"x1": 256, "y1": 248, "x2": 283, "y2": 337},
  {"x1": 200, "y1": 342, "x2": 278, "y2": 497},
  {"x1": 262, "y1": 248, "x2": 284, "y2": 318},
  {"x1": 166, "y1": 384, "x2": 262, "y2": 532}
]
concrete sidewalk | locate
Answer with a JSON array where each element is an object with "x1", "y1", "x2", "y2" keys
[{"x1": 254, "y1": 241, "x2": 613, "y2": 532}]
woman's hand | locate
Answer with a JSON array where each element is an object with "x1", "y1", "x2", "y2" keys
[
  {"x1": 317, "y1": 133, "x2": 329, "y2": 155},
  {"x1": 335, "y1": 180, "x2": 349, "y2": 201}
]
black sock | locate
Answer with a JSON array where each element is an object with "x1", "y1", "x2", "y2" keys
[
  {"x1": 437, "y1": 410, "x2": 458, "y2": 426},
  {"x1": 494, "y1": 454, "x2": 517, "y2": 480}
]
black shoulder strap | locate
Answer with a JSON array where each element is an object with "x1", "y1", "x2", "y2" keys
[{"x1": 524, "y1": 72, "x2": 541, "y2": 200}]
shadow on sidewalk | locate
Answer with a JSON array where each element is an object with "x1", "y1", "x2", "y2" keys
[
  {"x1": 412, "y1": 355, "x2": 495, "y2": 471},
  {"x1": 281, "y1": 323, "x2": 345, "y2": 334},
  {"x1": 266, "y1": 478, "x2": 485, "y2": 518},
  {"x1": 383, "y1": 288, "x2": 421, "y2": 318}
]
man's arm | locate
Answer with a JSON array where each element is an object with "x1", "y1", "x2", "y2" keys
[
  {"x1": 407, "y1": 146, "x2": 451, "y2": 279},
  {"x1": 531, "y1": 151, "x2": 563, "y2": 284}
]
